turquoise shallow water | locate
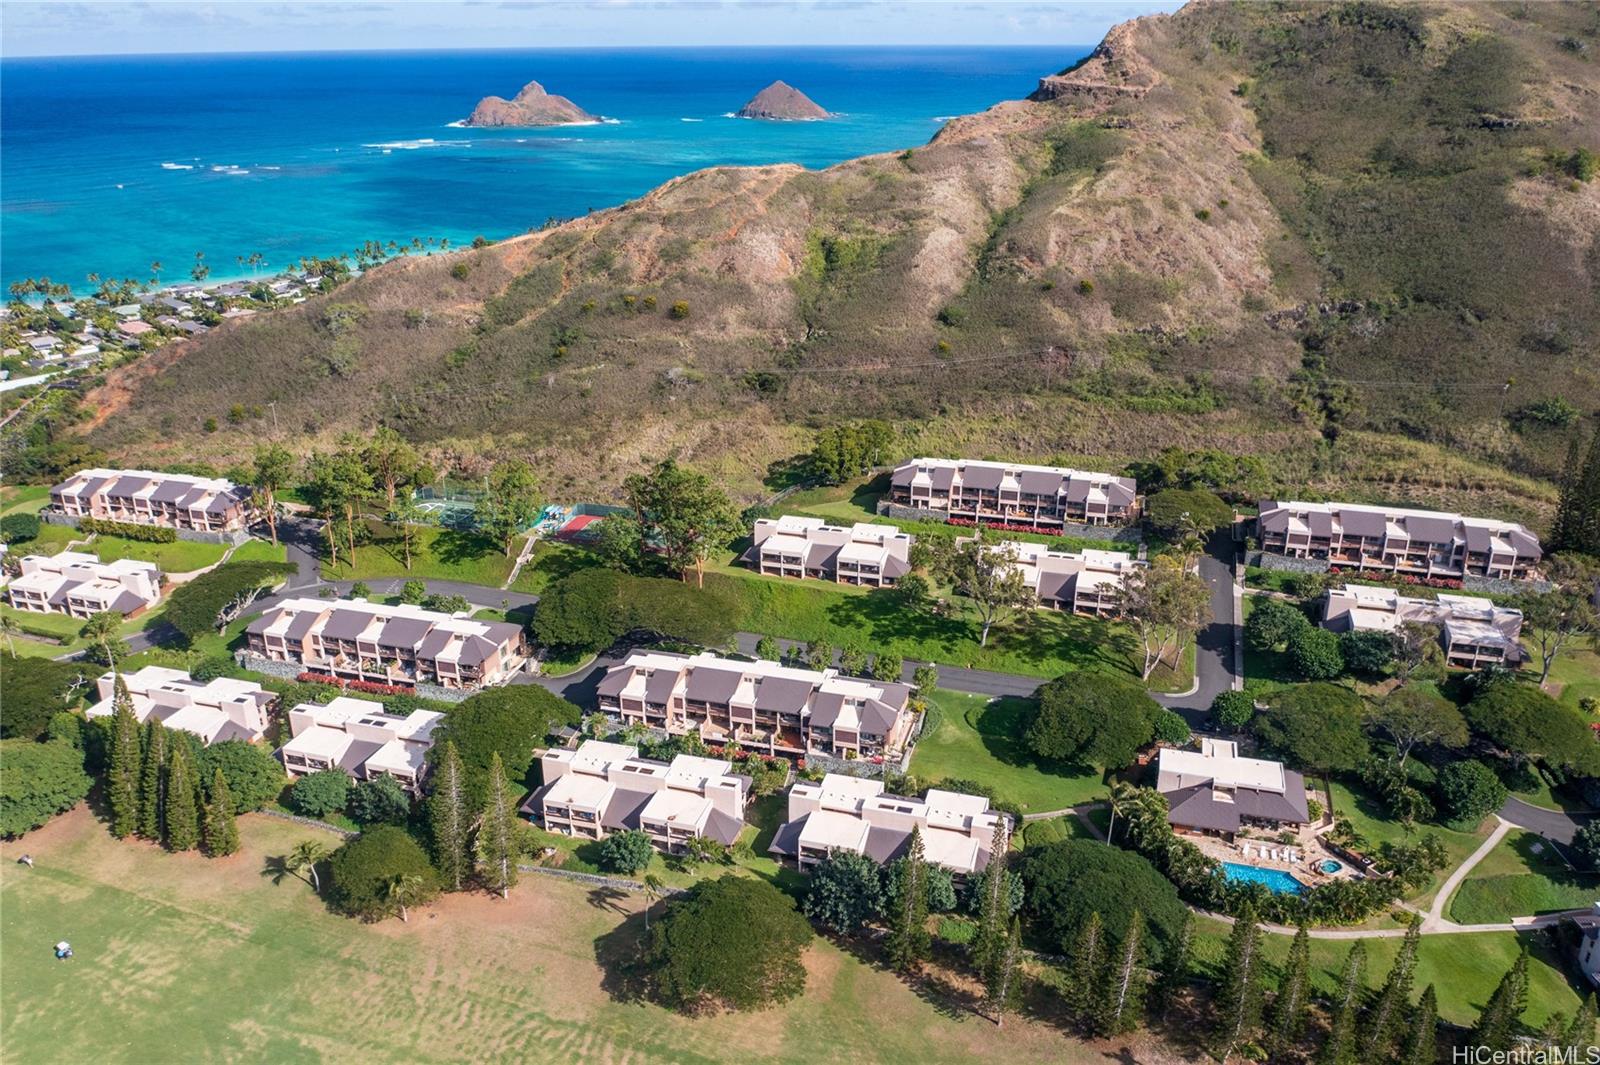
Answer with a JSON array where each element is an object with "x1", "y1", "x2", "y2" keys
[
  {"x1": 1221, "y1": 861, "x2": 1306, "y2": 895},
  {"x1": 0, "y1": 46, "x2": 1085, "y2": 292}
]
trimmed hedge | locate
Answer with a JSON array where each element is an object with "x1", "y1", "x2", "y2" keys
[{"x1": 78, "y1": 517, "x2": 177, "y2": 542}]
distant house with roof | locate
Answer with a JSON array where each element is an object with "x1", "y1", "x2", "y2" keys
[
  {"x1": 245, "y1": 597, "x2": 528, "y2": 690},
  {"x1": 1156, "y1": 739, "x2": 1310, "y2": 839},
  {"x1": 49, "y1": 468, "x2": 252, "y2": 533},
  {"x1": 7, "y1": 551, "x2": 161, "y2": 618},
  {"x1": 768, "y1": 773, "x2": 1007, "y2": 876},
  {"x1": 1322, "y1": 583, "x2": 1524, "y2": 668},
  {"x1": 277, "y1": 696, "x2": 444, "y2": 791},
  {"x1": 985, "y1": 538, "x2": 1144, "y2": 616},
  {"x1": 1255, "y1": 499, "x2": 1542, "y2": 580},
  {"x1": 745, "y1": 515, "x2": 912, "y2": 587},
  {"x1": 596, "y1": 650, "x2": 916, "y2": 761},
  {"x1": 524, "y1": 739, "x2": 747, "y2": 853},
  {"x1": 86, "y1": 667, "x2": 274, "y2": 746},
  {"x1": 888, "y1": 457, "x2": 1138, "y2": 528}
]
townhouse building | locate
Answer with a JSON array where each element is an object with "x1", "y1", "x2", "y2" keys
[
  {"x1": 244, "y1": 597, "x2": 528, "y2": 690},
  {"x1": 595, "y1": 651, "x2": 916, "y2": 762},
  {"x1": 525, "y1": 740, "x2": 747, "y2": 853},
  {"x1": 48, "y1": 468, "x2": 253, "y2": 533},
  {"x1": 1256, "y1": 499, "x2": 1542, "y2": 580},
  {"x1": 6, "y1": 551, "x2": 161, "y2": 618},
  {"x1": 1156, "y1": 739, "x2": 1309, "y2": 840},
  {"x1": 1322, "y1": 583, "x2": 1525, "y2": 669},
  {"x1": 746, "y1": 515, "x2": 913, "y2": 587},
  {"x1": 277, "y1": 696, "x2": 445, "y2": 792},
  {"x1": 888, "y1": 457, "x2": 1138, "y2": 528},
  {"x1": 989, "y1": 539, "x2": 1144, "y2": 616},
  {"x1": 768, "y1": 773, "x2": 1006, "y2": 876},
  {"x1": 85, "y1": 667, "x2": 275, "y2": 746}
]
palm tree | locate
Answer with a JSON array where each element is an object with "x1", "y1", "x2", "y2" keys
[
  {"x1": 385, "y1": 872, "x2": 426, "y2": 922},
  {"x1": 1105, "y1": 780, "x2": 1139, "y2": 846},
  {"x1": 0, "y1": 613, "x2": 17, "y2": 655},
  {"x1": 285, "y1": 839, "x2": 331, "y2": 892},
  {"x1": 149, "y1": 260, "x2": 163, "y2": 286},
  {"x1": 79, "y1": 610, "x2": 124, "y2": 666},
  {"x1": 641, "y1": 873, "x2": 665, "y2": 934}
]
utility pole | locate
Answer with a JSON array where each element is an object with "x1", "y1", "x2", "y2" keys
[{"x1": 268, "y1": 400, "x2": 279, "y2": 436}]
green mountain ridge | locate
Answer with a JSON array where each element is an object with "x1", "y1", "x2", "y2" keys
[{"x1": 85, "y1": 0, "x2": 1599, "y2": 518}]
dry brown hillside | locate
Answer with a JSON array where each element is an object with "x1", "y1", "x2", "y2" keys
[{"x1": 86, "y1": 0, "x2": 1599, "y2": 518}]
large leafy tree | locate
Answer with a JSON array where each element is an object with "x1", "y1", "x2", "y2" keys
[
  {"x1": 477, "y1": 459, "x2": 542, "y2": 557},
  {"x1": 302, "y1": 443, "x2": 374, "y2": 566},
  {"x1": 1516, "y1": 589, "x2": 1599, "y2": 686},
  {"x1": 362, "y1": 426, "x2": 425, "y2": 511},
  {"x1": 1018, "y1": 838, "x2": 1186, "y2": 959},
  {"x1": 644, "y1": 876, "x2": 813, "y2": 1014},
  {"x1": 347, "y1": 774, "x2": 411, "y2": 825},
  {"x1": 623, "y1": 459, "x2": 741, "y2": 588},
  {"x1": 597, "y1": 829, "x2": 655, "y2": 875},
  {"x1": 1118, "y1": 554, "x2": 1211, "y2": 679},
  {"x1": 940, "y1": 533, "x2": 1037, "y2": 648},
  {"x1": 1465, "y1": 680, "x2": 1600, "y2": 776},
  {"x1": 251, "y1": 442, "x2": 296, "y2": 546},
  {"x1": 328, "y1": 825, "x2": 441, "y2": 921},
  {"x1": 1437, "y1": 760, "x2": 1508, "y2": 827},
  {"x1": 164, "y1": 561, "x2": 295, "y2": 645},
  {"x1": 197, "y1": 740, "x2": 286, "y2": 813},
  {"x1": 802, "y1": 851, "x2": 885, "y2": 934},
  {"x1": 1244, "y1": 598, "x2": 1310, "y2": 652},
  {"x1": 1026, "y1": 673, "x2": 1160, "y2": 769},
  {"x1": 531, "y1": 569, "x2": 629, "y2": 651},
  {"x1": 808, "y1": 421, "x2": 893, "y2": 484},
  {"x1": 289, "y1": 769, "x2": 351, "y2": 817},
  {"x1": 430, "y1": 686, "x2": 580, "y2": 804},
  {"x1": 0, "y1": 656, "x2": 89, "y2": 740},
  {"x1": 0, "y1": 737, "x2": 91, "y2": 837},
  {"x1": 1367, "y1": 686, "x2": 1467, "y2": 765},
  {"x1": 1253, "y1": 683, "x2": 1369, "y2": 773},
  {"x1": 1143, "y1": 487, "x2": 1234, "y2": 539}
]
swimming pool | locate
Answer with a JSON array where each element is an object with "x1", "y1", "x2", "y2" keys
[
  {"x1": 1221, "y1": 861, "x2": 1306, "y2": 895},
  {"x1": 1320, "y1": 859, "x2": 1344, "y2": 874}
]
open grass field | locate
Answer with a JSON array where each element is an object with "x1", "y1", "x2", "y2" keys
[
  {"x1": 321, "y1": 521, "x2": 517, "y2": 587},
  {"x1": 1448, "y1": 829, "x2": 1600, "y2": 925},
  {"x1": 91, "y1": 534, "x2": 228, "y2": 574},
  {"x1": 909, "y1": 690, "x2": 1106, "y2": 814},
  {"x1": 509, "y1": 541, "x2": 604, "y2": 595},
  {"x1": 1545, "y1": 647, "x2": 1600, "y2": 716},
  {"x1": 1190, "y1": 916, "x2": 1581, "y2": 1029},
  {"x1": 1322, "y1": 778, "x2": 1491, "y2": 906},
  {"x1": 0, "y1": 807, "x2": 1149, "y2": 1065},
  {"x1": 704, "y1": 567, "x2": 1192, "y2": 692},
  {"x1": 0, "y1": 484, "x2": 50, "y2": 516},
  {"x1": 227, "y1": 539, "x2": 291, "y2": 565},
  {"x1": 6, "y1": 521, "x2": 82, "y2": 558}
]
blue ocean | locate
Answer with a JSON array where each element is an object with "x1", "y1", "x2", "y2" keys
[{"x1": 0, "y1": 47, "x2": 1084, "y2": 292}]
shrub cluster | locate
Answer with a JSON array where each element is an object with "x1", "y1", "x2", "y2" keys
[{"x1": 77, "y1": 518, "x2": 178, "y2": 543}]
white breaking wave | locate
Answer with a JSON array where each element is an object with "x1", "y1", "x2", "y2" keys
[
  {"x1": 680, "y1": 117, "x2": 703, "y2": 122},
  {"x1": 932, "y1": 115, "x2": 956, "y2": 122},
  {"x1": 159, "y1": 162, "x2": 194, "y2": 170},
  {"x1": 362, "y1": 138, "x2": 470, "y2": 150}
]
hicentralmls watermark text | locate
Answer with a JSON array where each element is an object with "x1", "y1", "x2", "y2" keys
[{"x1": 1455, "y1": 1048, "x2": 1600, "y2": 1065}]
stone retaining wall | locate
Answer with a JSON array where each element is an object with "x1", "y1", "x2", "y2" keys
[
  {"x1": 1465, "y1": 574, "x2": 1552, "y2": 595},
  {"x1": 1245, "y1": 551, "x2": 1330, "y2": 574},
  {"x1": 235, "y1": 652, "x2": 471, "y2": 704},
  {"x1": 41, "y1": 510, "x2": 251, "y2": 546},
  {"x1": 873, "y1": 500, "x2": 1143, "y2": 543}
]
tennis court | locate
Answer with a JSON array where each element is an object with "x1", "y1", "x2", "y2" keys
[{"x1": 553, "y1": 513, "x2": 605, "y2": 542}]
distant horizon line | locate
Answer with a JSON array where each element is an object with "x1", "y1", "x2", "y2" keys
[{"x1": 2, "y1": 41, "x2": 1094, "y2": 62}]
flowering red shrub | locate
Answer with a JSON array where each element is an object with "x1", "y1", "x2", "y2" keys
[
  {"x1": 946, "y1": 517, "x2": 1062, "y2": 535},
  {"x1": 1325, "y1": 567, "x2": 1461, "y2": 591},
  {"x1": 294, "y1": 672, "x2": 414, "y2": 695}
]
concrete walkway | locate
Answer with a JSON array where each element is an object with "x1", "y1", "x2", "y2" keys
[{"x1": 1424, "y1": 817, "x2": 1512, "y2": 931}]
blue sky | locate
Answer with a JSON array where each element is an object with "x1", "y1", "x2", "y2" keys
[{"x1": 1, "y1": 1, "x2": 1182, "y2": 57}]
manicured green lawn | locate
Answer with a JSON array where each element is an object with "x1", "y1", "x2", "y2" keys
[
  {"x1": 1240, "y1": 595, "x2": 1299, "y2": 696},
  {"x1": 321, "y1": 521, "x2": 517, "y2": 586},
  {"x1": 509, "y1": 541, "x2": 603, "y2": 595},
  {"x1": 7, "y1": 522, "x2": 80, "y2": 557},
  {"x1": 1, "y1": 807, "x2": 1114, "y2": 1065},
  {"x1": 1322, "y1": 777, "x2": 1490, "y2": 905},
  {"x1": 909, "y1": 690, "x2": 1106, "y2": 813},
  {"x1": 228, "y1": 539, "x2": 290, "y2": 565},
  {"x1": 0, "y1": 484, "x2": 49, "y2": 517},
  {"x1": 1448, "y1": 829, "x2": 1600, "y2": 924},
  {"x1": 92, "y1": 534, "x2": 228, "y2": 573},
  {"x1": 1545, "y1": 646, "x2": 1600, "y2": 715},
  {"x1": 705, "y1": 568, "x2": 1192, "y2": 690},
  {"x1": 1192, "y1": 916, "x2": 1580, "y2": 1028}
]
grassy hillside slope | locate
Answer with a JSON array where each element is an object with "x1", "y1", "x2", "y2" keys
[{"x1": 86, "y1": 1, "x2": 1598, "y2": 513}]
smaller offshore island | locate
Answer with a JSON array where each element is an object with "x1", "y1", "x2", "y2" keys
[
  {"x1": 734, "y1": 80, "x2": 831, "y2": 120},
  {"x1": 460, "y1": 80, "x2": 597, "y2": 127}
]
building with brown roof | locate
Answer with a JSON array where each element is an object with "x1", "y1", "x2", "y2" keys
[
  {"x1": 595, "y1": 650, "x2": 916, "y2": 762},
  {"x1": 986, "y1": 539, "x2": 1145, "y2": 616},
  {"x1": 1322, "y1": 583, "x2": 1525, "y2": 669},
  {"x1": 278, "y1": 696, "x2": 445, "y2": 792},
  {"x1": 48, "y1": 468, "x2": 252, "y2": 533},
  {"x1": 889, "y1": 457, "x2": 1137, "y2": 528},
  {"x1": 1256, "y1": 499, "x2": 1541, "y2": 580},
  {"x1": 1156, "y1": 739, "x2": 1309, "y2": 840},
  {"x1": 244, "y1": 597, "x2": 527, "y2": 690},
  {"x1": 745, "y1": 515, "x2": 913, "y2": 587},
  {"x1": 85, "y1": 666, "x2": 275, "y2": 746},
  {"x1": 524, "y1": 740, "x2": 748, "y2": 853}
]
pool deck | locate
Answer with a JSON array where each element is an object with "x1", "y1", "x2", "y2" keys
[{"x1": 1190, "y1": 829, "x2": 1366, "y2": 889}]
